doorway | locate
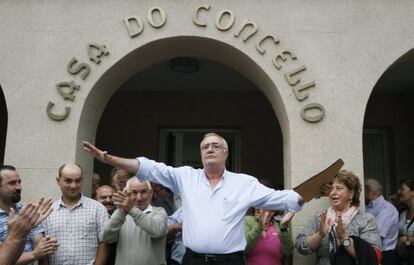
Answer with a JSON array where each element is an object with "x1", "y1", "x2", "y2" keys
[
  {"x1": 159, "y1": 128, "x2": 241, "y2": 171},
  {"x1": 363, "y1": 48, "x2": 414, "y2": 196},
  {"x1": 93, "y1": 57, "x2": 284, "y2": 188}
]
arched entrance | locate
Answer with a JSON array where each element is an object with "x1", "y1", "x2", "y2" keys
[
  {"x1": 0, "y1": 86, "x2": 7, "y2": 164},
  {"x1": 94, "y1": 57, "x2": 284, "y2": 189},
  {"x1": 363, "y1": 48, "x2": 414, "y2": 196},
  {"x1": 75, "y1": 36, "x2": 290, "y2": 194}
]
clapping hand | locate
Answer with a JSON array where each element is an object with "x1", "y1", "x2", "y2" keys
[
  {"x1": 8, "y1": 197, "x2": 53, "y2": 240},
  {"x1": 255, "y1": 209, "x2": 273, "y2": 228},
  {"x1": 112, "y1": 191, "x2": 134, "y2": 213},
  {"x1": 318, "y1": 210, "x2": 330, "y2": 238},
  {"x1": 335, "y1": 215, "x2": 348, "y2": 244},
  {"x1": 32, "y1": 235, "x2": 59, "y2": 259},
  {"x1": 280, "y1": 212, "x2": 294, "y2": 229},
  {"x1": 34, "y1": 197, "x2": 53, "y2": 227}
]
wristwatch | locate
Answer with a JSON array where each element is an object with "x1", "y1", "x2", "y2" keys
[{"x1": 342, "y1": 237, "x2": 351, "y2": 247}]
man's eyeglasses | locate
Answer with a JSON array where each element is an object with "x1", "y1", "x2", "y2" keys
[{"x1": 200, "y1": 143, "x2": 224, "y2": 152}]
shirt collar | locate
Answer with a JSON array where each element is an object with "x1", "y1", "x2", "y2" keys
[
  {"x1": 202, "y1": 168, "x2": 227, "y2": 185},
  {"x1": 367, "y1": 195, "x2": 384, "y2": 210},
  {"x1": 143, "y1": 204, "x2": 153, "y2": 214},
  {"x1": 57, "y1": 194, "x2": 84, "y2": 210},
  {"x1": 371, "y1": 195, "x2": 385, "y2": 208},
  {"x1": 0, "y1": 202, "x2": 23, "y2": 215}
]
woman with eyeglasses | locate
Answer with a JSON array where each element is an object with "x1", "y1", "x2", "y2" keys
[
  {"x1": 396, "y1": 178, "x2": 414, "y2": 265},
  {"x1": 295, "y1": 170, "x2": 381, "y2": 265}
]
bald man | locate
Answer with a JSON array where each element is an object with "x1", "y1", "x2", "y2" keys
[
  {"x1": 43, "y1": 163, "x2": 109, "y2": 265},
  {"x1": 365, "y1": 178, "x2": 399, "y2": 265}
]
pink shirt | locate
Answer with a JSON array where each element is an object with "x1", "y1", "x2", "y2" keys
[{"x1": 247, "y1": 225, "x2": 283, "y2": 265}]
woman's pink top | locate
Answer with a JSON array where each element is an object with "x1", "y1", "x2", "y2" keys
[{"x1": 246, "y1": 225, "x2": 283, "y2": 265}]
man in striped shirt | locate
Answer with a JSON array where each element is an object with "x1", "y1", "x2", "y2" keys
[{"x1": 0, "y1": 165, "x2": 59, "y2": 265}]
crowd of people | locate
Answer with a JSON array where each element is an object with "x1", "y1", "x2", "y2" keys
[{"x1": 0, "y1": 132, "x2": 413, "y2": 265}]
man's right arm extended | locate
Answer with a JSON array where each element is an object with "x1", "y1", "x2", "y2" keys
[{"x1": 83, "y1": 141, "x2": 139, "y2": 174}]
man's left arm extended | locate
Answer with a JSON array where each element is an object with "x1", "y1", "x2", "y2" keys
[{"x1": 249, "y1": 180, "x2": 304, "y2": 213}]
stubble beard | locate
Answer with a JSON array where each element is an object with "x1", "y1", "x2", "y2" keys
[{"x1": 10, "y1": 192, "x2": 21, "y2": 203}]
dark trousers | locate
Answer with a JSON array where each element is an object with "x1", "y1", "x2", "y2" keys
[
  {"x1": 168, "y1": 259, "x2": 181, "y2": 265},
  {"x1": 182, "y1": 248, "x2": 246, "y2": 265},
  {"x1": 382, "y1": 250, "x2": 398, "y2": 265}
]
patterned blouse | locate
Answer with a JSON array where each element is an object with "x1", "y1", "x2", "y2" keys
[
  {"x1": 295, "y1": 209, "x2": 381, "y2": 265},
  {"x1": 398, "y1": 210, "x2": 414, "y2": 238}
]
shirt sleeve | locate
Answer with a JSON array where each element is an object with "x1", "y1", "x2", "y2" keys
[
  {"x1": 295, "y1": 212, "x2": 321, "y2": 255},
  {"x1": 359, "y1": 213, "x2": 382, "y2": 250},
  {"x1": 375, "y1": 206, "x2": 399, "y2": 239},
  {"x1": 31, "y1": 223, "x2": 45, "y2": 235},
  {"x1": 244, "y1": 216, "x2": 263, "y2": 253},
  {"x1": 168, "y1": 208, "x2": 183, "y2": 225},
  {"x1": 248, "y1": 178, "x2": 303, "y2": 213},
  {"x1": 102, "y1": 209, "x2": 126, "y2": 243},
  {"x1": 130, "y1": 207, "x2": 168, "y2": 238},
  {"x1": 96, "y1": 203, "x2": 109, "y2": 242},
  {"x1": 136, "y1": 157, "x2": 183, "y2": 194},
  {"x1": 278, "y1": 222, "x2": 294, "y2": 257}
]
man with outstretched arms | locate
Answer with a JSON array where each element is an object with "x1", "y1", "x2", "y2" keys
[{"x1": 84, "y1": 132, "x2": 304, "y2": 265}]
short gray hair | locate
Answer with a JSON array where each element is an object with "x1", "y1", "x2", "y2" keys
[
  {"x1": 200, "y1": 133, "x2": 228, "y2": 150},
  {"x1": 125, "y1": 178, "x2": 152, "y2": 193},
  {"x1": 365, "y1": 178, "x2": 383, "y2": 192}
]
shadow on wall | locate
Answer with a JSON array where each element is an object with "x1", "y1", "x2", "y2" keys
[{"x1": 0, "y1": 85, "x2": 7, "y2": 164}]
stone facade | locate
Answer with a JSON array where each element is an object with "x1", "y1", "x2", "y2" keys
[{"x1": 1, "y1": 1, "x2": 413, "y2": 264}]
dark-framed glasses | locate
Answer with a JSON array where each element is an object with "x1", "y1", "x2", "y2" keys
[{"x1": 200, "y1": 143, "x2": 224, "y2": 152}]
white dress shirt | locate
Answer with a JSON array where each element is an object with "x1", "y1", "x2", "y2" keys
[{"x1": 137, "y1": 157, "x2": 302, "y2": 254}]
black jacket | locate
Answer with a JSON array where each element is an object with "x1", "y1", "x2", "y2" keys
[{"x1": 332, "y1": 236, "x2": 380, "y2": 265}]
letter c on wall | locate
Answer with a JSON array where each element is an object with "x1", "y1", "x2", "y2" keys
[{"x1": 47, "y1": 101, "x2": 70, "y2": 121}]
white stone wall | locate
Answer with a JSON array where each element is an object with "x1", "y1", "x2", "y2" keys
[{"x1": 1, "y1": 1, "x2": 413, "y2": 264}]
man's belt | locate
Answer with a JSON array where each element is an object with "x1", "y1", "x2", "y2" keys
[{"x1": 186, "y1": 248, "x2": 244, "y2": 263}]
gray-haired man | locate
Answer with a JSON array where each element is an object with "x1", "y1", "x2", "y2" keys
[{"x1": 102, "y1": 178, "x2": 168, "y2": 265}]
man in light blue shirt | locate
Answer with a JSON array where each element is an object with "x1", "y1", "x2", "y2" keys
[
  {"x1": 84, "y1": 132, "x2": 304, "y2": 265},
  {"x1": 365, "y1": 178, "x2": 399, "y2": 265}
]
